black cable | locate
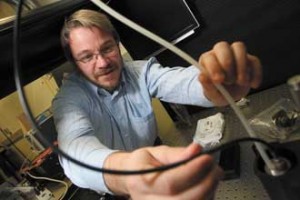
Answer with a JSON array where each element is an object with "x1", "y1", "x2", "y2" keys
[
  {"x1": 13, "y1": 0, "x2": 120, "y2": 175},
  {"x1": 13, "y1": 0, "x2": 277, "y2": 175}
]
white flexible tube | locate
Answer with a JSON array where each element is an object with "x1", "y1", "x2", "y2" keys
[{"x1": 90, "y1": 0, "x2": 275, "y2": 170}]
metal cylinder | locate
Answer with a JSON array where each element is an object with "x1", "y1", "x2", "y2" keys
[{"x1": 287, "y1": 75, "x2": 300, "y2": 111}]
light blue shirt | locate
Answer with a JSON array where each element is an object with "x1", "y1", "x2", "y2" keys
[{"x1": 52, "y1": 57, "x2": 213, "y2": 193}]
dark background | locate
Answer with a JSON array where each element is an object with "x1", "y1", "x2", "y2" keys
[{"x1": 0, "y1": 0, "x2": 299, "y2": 98}]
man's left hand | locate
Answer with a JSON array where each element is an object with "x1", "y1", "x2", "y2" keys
[{"x1": 198, "y1": 41, "x2": 262, "y2": 106}]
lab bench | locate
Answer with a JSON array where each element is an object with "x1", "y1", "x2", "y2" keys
[{"x1": 160, "y1": 83, "x2": 300, "y2": 200}]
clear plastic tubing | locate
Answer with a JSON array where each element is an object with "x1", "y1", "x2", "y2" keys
[{"x1": 91, "y1": 0, "x2": 275, "y2": 171}]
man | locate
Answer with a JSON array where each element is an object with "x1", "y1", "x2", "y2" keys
[{"x1": 52, "y1": 9, "x2": 262, "y2": 199}]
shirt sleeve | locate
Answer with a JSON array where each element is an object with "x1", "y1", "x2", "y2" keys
[
  {"x1": 52, "y1": 85, "x2": 116, "y2": 193},
  {"x1": 142, "y1": 57, "x2": 213, "y2": 107}
]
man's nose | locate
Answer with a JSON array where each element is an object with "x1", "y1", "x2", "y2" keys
[{"x1": 95, "y1": 54, "x2": 109, "y2": 68}]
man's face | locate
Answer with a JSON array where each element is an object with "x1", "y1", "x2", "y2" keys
[{"x1": 69, "y1": 26, "x2": 123, "y2": 91}]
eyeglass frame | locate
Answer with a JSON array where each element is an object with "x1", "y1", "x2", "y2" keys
[{"x1": 75, "y1": 42, "x2": 119, "y2": 64}]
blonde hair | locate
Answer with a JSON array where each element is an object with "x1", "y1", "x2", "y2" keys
[{"x1": 61, "y1": 9, "x2": 119, "y2": 63}]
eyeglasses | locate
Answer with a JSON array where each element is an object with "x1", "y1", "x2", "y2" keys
[{"x1": 75, "y1": 43, "x2": 118, "y2": 64}]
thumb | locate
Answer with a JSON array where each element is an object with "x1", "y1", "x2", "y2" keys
[
  {"x1": 178, "y1": 142, "x2": 202, "y2": 161},
  {"x1": 147, "y1": 143, "x2": 203, "y2": 164}
]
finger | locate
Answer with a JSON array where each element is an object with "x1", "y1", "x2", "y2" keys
[
  {"x1": 174, "y1": 142, "x2": 202, "y2": 162},
  {"x1": 148, "y1": 143, "x2": 202, "y2": 164},
  {"x1": 199, "y1": 51, "x2": 225, "y2": 84},
  {"x1": 213, "y1": 41, "x2": 236, "y2": 84},
  {"x1": 139, "y1": 153, "x2": 216, "y2": 195},
  {"x1": 138, "y1": 166, "x2": 223, "y2": 200},
  {"x1": 247, "y1": 54, "x2": 263, "y2": 88},
  {"x1": 231, "y1": 41, "x2": 249, "y2": 86},
  {"x1": 184, "y1": 142, "x2": 203, "y2": 158},
  {"x1": 128, "y1": 146, "x2": 219, "y2": 197},
  {"x1": 198, "y1": 73, "x2": 226, "y2": 106},
  {"x1": 175, "y1": 165, "x2": 223, "y2": 200},
  {"x1": 157, "y1": 154, "x2": 215, "y2": 194}
]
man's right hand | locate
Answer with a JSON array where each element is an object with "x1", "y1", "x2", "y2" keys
[{"x1": 104, "y1": 143, "x2": 223, "y2": 200}]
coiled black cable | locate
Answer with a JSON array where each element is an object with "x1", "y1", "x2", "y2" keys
[{"x1": 13, "y1": 0, "x2": 276, "y2": 175}]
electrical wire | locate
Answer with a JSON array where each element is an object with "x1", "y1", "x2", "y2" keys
[
  {"x1": 26, "y1": 172, "x2": 69, "y2": 200},
  {"x1": 13, "y1": 0, "x2": 276, "y2": 175}
]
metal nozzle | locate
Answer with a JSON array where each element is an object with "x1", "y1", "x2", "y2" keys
[
  {"x1": 287, "y1": 75, "x2": 300, "y2": 111},
  {"x1": 264, "y1": 157, "x2": 291, "y2": 176}
]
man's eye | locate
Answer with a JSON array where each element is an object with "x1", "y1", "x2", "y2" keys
[
  {"x1": 102, "y1": 45, "x2": 114, "y2": 54},
  {"x1": 81, "y1": 54, "x2": 93, "y2": 62},
  {"x1": 102, "y1": 47, "x2": 111, "y2": 54}
]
